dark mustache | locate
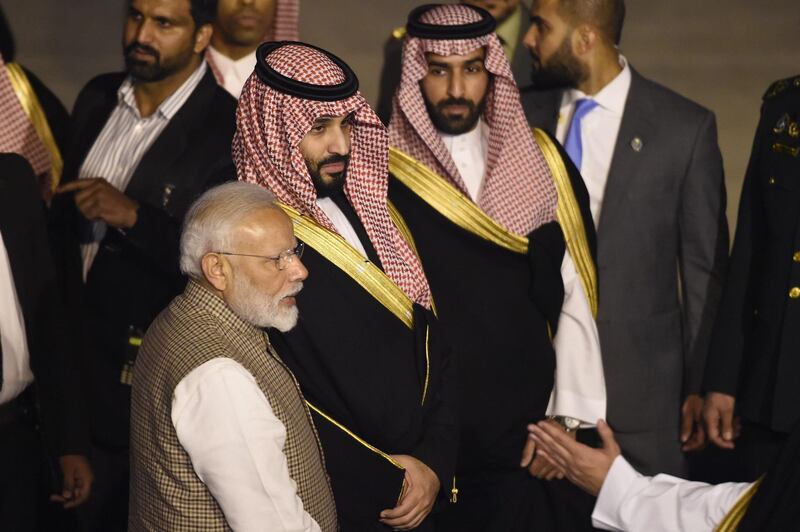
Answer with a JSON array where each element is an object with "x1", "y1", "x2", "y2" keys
[
  {"x1": 318, "y1": 154, "x2": 349, "y2": 168},
  {"x1": 436, "y1": 98, "x2": 476, "y2": 112},
  {"x1": 125, "y1": 42, "x2": 159, "y2": 60}
]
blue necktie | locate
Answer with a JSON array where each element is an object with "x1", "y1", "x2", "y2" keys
[{"x1": 564, "y1": 98, "x2": 598, "y2": 169}]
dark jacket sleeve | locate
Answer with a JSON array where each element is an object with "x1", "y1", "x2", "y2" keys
[
  {"x1": 14, "y1": 155, "x2": 90, "y2": 457},
  {"x1": 704, "y1": 108, "x2": 765, "y2": 397},
  {"x1": 411, "y1": 306, "x2": 459, "y2": 498},
  {"x1": 677, "y1": 110, "x2": 729, "y2": 395},
  {"x1": 120, "y1": 156, "x2": 235, "y2": 275}
]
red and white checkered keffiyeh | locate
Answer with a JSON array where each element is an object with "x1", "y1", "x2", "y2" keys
[
  {"x1": 233, "y1": 43, "x2": 432, "y2": 307},
  {"x1": 388, "y1": 4, "x2": 557, "y2": 235},
  {"x1": 207, "y1": 0, "x2": 300, "y2": 84},
  {"x1": 0, "y1": 54, "x2": 50, "y2": 177}
]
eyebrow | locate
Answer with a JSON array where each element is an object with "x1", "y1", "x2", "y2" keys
[{"x1": 428, "y1": 57, "x2": 484, "y2": 69}]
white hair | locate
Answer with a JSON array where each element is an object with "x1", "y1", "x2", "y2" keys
[{"x1": 180, "y1": 181, "x2": 279, "y2": 279}]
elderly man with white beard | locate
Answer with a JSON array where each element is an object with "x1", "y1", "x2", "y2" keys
[{"x1": 128, "y1": 181, "x2": 337, "y2": 532}]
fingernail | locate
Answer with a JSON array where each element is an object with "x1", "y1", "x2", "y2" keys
[
  {"x1": 681, "y1": 435, "x2": 688, "y2": 443},
  {"x1": 723, "y1": 431, "x2": 732, "y2": 440}
]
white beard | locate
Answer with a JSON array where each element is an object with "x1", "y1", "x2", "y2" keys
[{"x1": 227, "y1": 273, "x2": 302, "y2": 332}]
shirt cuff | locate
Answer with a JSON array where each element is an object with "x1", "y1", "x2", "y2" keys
[
  {"x1": 592, "y1": 455, "x2": 643, "y2": 531},
  {"x1": 545, "y1": 388, "x2": 606, "y2": 427}
]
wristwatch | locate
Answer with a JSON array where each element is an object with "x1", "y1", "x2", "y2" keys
[{"x1": 548, "y1": 415, "x2": 581, "y2": 433}]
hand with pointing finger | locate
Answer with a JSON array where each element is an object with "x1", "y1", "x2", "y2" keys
[{"x1": 58, "y1": 178, "x2": 139, "y2": 229}]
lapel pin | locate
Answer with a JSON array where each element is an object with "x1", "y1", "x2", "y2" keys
[
  {"x1": 774, "y1": 113, "x2": 790, "y2": 134},
  {"x1": 161, "y1": 183, "x2": 175, "y2": 208},
  {"x1": 630, "y1": 137, "x2": 643, "y2": 152}
]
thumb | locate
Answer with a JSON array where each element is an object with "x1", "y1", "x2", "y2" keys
[
  {"x1": 520, "y1": 435, "x2": 536, "y2": 467},
  {"x1": 597, "y1": 420, "x2": 619, "y2": 453},
  {"x1": 61, "y1": 462, "x2": 75, "y2": 498},
  {"x1": 680, "y1": 406, "x2": 694, "y2": 443}
]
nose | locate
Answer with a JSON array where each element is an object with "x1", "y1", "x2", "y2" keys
[
  {"x1": 289, "y1": 257, "x2": 309, "y2": 282},
  {"x1": 522, "y1": 25, "x2": 538, "y2": 52},
  {"x1": 447, "y1": 71, "x2": 465, "y2": 99},
  {"x1": 328, "y1": 127, "x2": 350, "y2": 157},
  {"x1": 135, "y1": 19, "x2": 155, "y2": 45}
]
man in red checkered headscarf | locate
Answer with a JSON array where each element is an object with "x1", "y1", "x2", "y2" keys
[
  {"x1": 387, "y1": 4, "x2": 606, "y2": 531},
  {"x1": 207, "y1": 0, "x2": 300, "y2": 97},
  {"x1": 234, "y1": 41, "x2": 457, "y2": 532}
]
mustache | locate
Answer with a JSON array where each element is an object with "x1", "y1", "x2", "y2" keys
[
  {"x1": 281, "y1": 283, "x2": 304, "y2": 299},
  {"x1": 318, "y1": 154, "x2": 350, "y2": 170},
  {"x1": 436, "y1": 97, "x2": 477, "y2": 113},
  {"x1": 124, "y1": 42, "x2": 159, "y2": 61}
]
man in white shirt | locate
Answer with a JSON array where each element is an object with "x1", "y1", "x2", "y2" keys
[
  {"x1": 387, "y1": 4, "x2": 605, "y2": 530},
  {"x1": 129, "y1": 181, "x2": 337, "y2": 532},
  {"x1": 527, "y1": 417, "x2": 800, "y2": 531},
  {"x1": 50, "y1": 1, "x2": 238, "y2": 528},
  {"x1": 521, "y1": 0, "x2": 728, "y2": 483},
  {"x1": 206, "y1": 0, "x2": 299, "y2": 98}
]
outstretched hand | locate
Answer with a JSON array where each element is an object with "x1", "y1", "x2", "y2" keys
[{"x1": 528, "y1": 419, "x2": 620, "y2": 496}]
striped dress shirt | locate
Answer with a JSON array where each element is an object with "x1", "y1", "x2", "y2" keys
[{"x1": 79, "y1": 62, "x2": 207, "y2": 278}]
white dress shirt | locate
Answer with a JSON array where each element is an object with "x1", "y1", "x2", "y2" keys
[
  {"x1": 207, "y1": 46, "x2": 257, "y2": 99},
  {"x1": 78, "y1": 62, "x2": 207, "y2": 278},
  {"x1": 439, "y1": 119, "x2": 489, "y2": 201},
  {"x1": 555, "y1": 56, "x2": 632, "y2": 227},
  {"x1": 440, "y1": 126, "x2": 606, "y2": 425},
  {"x1": 316, "y1": 197, "x2": 369, "y2": 258},
  {"x1": 592, "y1": 455, "x2": 752, "y2": 531},
  {"x1": 173, "y1": 357, "x2": 321, "y2": 532},
  {"x1": 0, "y1": 231, "x2": 33, "y2": 405}
]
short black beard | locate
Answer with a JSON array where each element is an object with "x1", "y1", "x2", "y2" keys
[
  {"x1": 529, "y1": 37, "x2": 588, "y2": 90},
  {"x1": 123, "y1": 41, "x2": 192, "y2": 82},
  {"x1": 306, "y1": 154, "x2": 349, "y2": 197},
  {"x1": 423, "y1": 93, "x2": 487, "y2": 135}
]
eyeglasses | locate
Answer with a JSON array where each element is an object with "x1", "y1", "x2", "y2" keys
[{"x1": 215, "y1": 242, "x2": 305, "y2": 271}]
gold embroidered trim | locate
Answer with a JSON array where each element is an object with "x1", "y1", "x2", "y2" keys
[
  {"x1": 279, "y1": 202, "x2": 414, "y2": 329},
  {"x1": 389, "y1": 142, "x2": 599, "y2": 317},
  {"x1": 532, "y1": 128, "x2": 598, "y2": 317},
  {"x1": 6, "y1": 63, "x2": 63, "y2": 190},
  {"x1": 715, "y1": 478, "x2": 761, "y2": 531},
  {"x1": 389, "y1": 146, "x2": 528, "y2": 254},
  {"x1": 305, "y1": 401, "x2": 406, "y2": 505}
]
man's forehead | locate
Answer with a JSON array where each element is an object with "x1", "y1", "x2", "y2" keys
[
  {"x1": 130, "y1": 0, "x2": 192, "y2": 18},
  {"x1": 425, "y1": 47, "x2": 486, "y2": 66}
]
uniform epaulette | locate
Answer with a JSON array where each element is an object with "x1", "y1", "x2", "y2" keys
[
  {"x1": 763, "y1": 75, "x2": 800, "y2": 100},
  {"x1": 391, "y1": 26, "x2": 407, "y2": 40}
]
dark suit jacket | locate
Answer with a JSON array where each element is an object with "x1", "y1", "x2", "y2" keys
[
  {"x1": 522, "y1": 68, "x2": 729, "y2": 475},
  {"x1": 0, "y1": 153, "x2": 89, "y2": 457},
  {"x1": 50, "y1": 67, "x2": 237, "y2": 448},
  {"x1": 704, "y1": 76, "x2": 800, "y2": 434}
]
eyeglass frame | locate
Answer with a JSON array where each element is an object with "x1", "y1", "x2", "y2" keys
[{"x1": 213, "y1": 242, "x2": 305, "y2": 271}]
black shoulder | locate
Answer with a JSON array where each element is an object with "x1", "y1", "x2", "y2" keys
[
  {"x1": 73, "y1": 72, "x2": 125, "y2": 111},
  {"x1": 0, "y1": 153, "x2": 39, "y2": 201},
  {"x1": 204, "y1": 83, "x2": 237, "y2": 132},
  {"x1": 0, "y1": 152, "x2": 35, "y2": 176},
  {"x1": 762, "y1": 74, "x2": 800, "y2": 101}
]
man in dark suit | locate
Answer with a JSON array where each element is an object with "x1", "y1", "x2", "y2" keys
[
  {"x1": 521, "y1": 0, "x2": 728, "y2": 479},
  {"x1": 0, "y1": 153, "x2": 92, "y2": 531},
  {"x1": 703, "y1": 76, "x2": 800, "y2": 481},
  {"x1": 50, "y1": 0, "x2": 236, "y2": 529}
]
